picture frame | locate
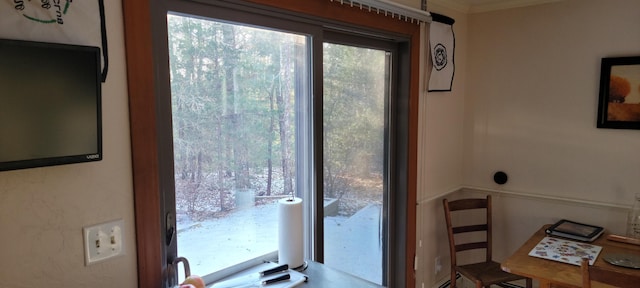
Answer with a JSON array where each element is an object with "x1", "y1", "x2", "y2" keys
[{"x1": 597, "y1": 56, "x2": 640, "y2": 129}]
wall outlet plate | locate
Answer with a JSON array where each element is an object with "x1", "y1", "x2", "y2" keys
[{"x1": 83, "y1": 219, "x2": 125, "y2": 265}]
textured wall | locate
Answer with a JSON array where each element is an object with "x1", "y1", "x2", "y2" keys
[{"x1": 0, "y1": 1, "x2": 138, "y2": 287}]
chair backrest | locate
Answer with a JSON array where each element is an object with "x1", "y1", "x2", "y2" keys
[
  {"x1": 581, "y1": 258, "x2": 640, "y2": 288},
  {"x1": 443, "y1": 195, "x2": 492, "y2": 268}
]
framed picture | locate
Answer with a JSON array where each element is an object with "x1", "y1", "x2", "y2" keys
[{"x1": 597, "y1": 56, "x2": 640, "y2": 129}]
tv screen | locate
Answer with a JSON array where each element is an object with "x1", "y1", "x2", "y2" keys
[{"x1": 0, "y1": 39, "x2": 102, "y2": 171}]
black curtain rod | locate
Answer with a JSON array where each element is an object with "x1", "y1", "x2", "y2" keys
[{"x1": 430, "y1": 12, "x2": 455, "y2": 25}]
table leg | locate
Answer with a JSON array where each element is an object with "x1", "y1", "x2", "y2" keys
[{"x1": 538, "y1": 279, "x2": 552, "y2": 288}]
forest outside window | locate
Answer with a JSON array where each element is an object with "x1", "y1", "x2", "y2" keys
[
  {"x1": 168, "y1": 13, "x2": 311, "y2": 275},
  {"x1": 146, "y1": 2, "x2": 413, "y2": 287}
]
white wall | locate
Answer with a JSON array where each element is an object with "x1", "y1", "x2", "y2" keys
[
  {"x1": 416, "y1": 1, "x2": 468, "y2": 287},
  {"x1": 416, "y1": 0, "x2": 640, "y2": 287},
  {"x1": 465, "y1": 0, "x2": 640, "y2": 205},
  {"x1": 0, "y1": 2, "x2": 138, "y2": 287}
]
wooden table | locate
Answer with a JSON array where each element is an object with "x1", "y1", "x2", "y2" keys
[{"x1": 501, "y1": 225, "x2": 640, "y2": 288}]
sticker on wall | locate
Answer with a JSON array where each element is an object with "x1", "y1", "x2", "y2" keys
[
  {"x1": 0, "y1": 0, "x2": 108, "y2": 82},
  {"x1": 427, "y1": 13, "x2": 455, "y2": 92}
]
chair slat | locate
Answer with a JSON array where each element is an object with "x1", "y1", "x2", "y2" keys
[
  {"x1": 446, "y1": 198, "x2": 488, "y2": 211},
  {"x1": 455, "y1": 241, "x2": 488, "y2": 252},
  {"x1": 452, "y1": 224, "x2": 488, "y2": 234}
]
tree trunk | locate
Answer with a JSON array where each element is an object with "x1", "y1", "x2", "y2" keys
[
  {"x1": 277, "y1": 42, "x2": 293, "y2": 197},
  {"x1": 222, "y1": 25, "x2": 251, "y2": 200},
  {"x1": 266, "y1": 78, "x2": 276, "y2": 196}
]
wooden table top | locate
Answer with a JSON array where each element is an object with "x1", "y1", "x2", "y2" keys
[{"x1": 501, "y1": 225, "x2": 640, "y2": 288}]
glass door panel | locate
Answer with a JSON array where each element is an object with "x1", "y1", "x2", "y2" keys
[
  {"x1": 322, "y1": 43, "x2": 389, "y2": 285},
  {"x1": 167, "y1": 13, "x2": 308, "y2": 279}
]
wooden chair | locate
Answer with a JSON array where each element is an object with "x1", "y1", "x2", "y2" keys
[
  {"x1": 581, "y1": 258, "x2": 639, "y2": 288},
  {"x1": 443, "y1": 195, "x2": 532, "y2": 288}
]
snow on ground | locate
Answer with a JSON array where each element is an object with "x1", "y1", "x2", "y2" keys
[
  {"x1": 177, "y1": 201, "x2": 382, "y2": 284},
  {"x1": 324, "y1": 204, "x2": 383, "y2": 284}
]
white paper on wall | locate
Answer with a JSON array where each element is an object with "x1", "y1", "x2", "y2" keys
[{"x1": 428, "y1": 12, "x2": 455, "y2": 92}]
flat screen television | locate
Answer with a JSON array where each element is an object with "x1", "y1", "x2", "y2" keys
[{"x1": 0, "y1": 38, "x2": 102, "y2": 171}]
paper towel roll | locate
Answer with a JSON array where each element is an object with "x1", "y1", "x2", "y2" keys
[{"x1": 278, "y1": 197, "x2": 304, "y2": 269}]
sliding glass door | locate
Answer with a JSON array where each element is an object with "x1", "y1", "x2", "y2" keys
[{"x1": 160, "y1": 3, "x2": 408, "y2": 287}]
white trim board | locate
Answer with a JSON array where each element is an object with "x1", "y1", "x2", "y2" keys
[
  {"x1": 428, "y1": 0, "x2": 564, "y2": 14},
  {"x1": 418, "y1": 185, "x2": 629, "y2": 211}
]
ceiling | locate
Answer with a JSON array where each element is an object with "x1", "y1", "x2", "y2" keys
[{"x1": 428, "y1": 0, "x2": 563, "y2": 13}]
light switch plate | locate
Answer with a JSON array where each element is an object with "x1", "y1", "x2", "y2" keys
[{"x1": 83, "y1": 219, "x2": 125, "y2": 265}]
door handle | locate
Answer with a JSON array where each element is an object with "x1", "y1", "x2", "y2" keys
[
  {"x1": 168, "y1": 256, "x2": 191, "y2": 287},
  {"x1": 166, "y1": 212, "x2": 175, "y2": 246}
]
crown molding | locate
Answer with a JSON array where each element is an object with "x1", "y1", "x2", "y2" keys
[
  {"x1": 428, "y1": 0, "x2": 471, "y2": 13},
  {"x1": 428, "y1": 0, "x2": 563, "y2": 14}
]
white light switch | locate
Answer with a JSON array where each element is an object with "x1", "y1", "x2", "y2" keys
[{"x1": 83, "y1": 219, "x2": 125, "y2": 265}]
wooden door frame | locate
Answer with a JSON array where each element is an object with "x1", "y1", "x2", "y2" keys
[{"x1": 122, "y1": 1, "x2": 420, "y2": 287}]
